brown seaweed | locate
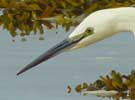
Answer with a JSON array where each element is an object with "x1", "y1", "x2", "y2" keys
[
  {"x1": 0, "y1": 0, "x2": 135, "y2": 40},
  {"x1": 69, "y1": 70, "x2": 135, "y2": 100}
]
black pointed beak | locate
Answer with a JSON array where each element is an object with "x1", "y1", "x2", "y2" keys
[{"x1": 17, "y1": 36, "x2": 84, "y2": 76}]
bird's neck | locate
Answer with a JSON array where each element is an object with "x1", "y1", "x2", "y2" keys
[{"x1": 112, "y1": 9, "x2": 135, "y2": 34}]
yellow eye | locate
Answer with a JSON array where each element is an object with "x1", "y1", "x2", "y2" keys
[
  {"x1": 86, "y1": 27, "x2": 93, "y2": 33},
  {"x1": 84, "y1": 27, "x2": 94, "y2": 36}
]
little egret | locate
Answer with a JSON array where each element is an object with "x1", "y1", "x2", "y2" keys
[{"x1": 17, "y1": 7, "x2": 135, "y2": 75}]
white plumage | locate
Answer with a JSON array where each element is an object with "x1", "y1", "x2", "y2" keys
[
  {"x1": 17, "y1": 7, "x2": 135, "y2": 75},
  {"x1": 69, "y1": 7, "x2": 135, "y2": 50}
]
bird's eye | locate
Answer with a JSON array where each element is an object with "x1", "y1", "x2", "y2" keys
[
  {"x1": 83, "y1": 27, "x2": 94, "y2": 37},
  {"x1": 86, "y1": 27, "x2": 93, "y2": 33}
]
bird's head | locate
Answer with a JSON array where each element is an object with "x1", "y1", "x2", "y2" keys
[
  {"x1": 17, "y1": 7, "x2": 134, "y2": 75},
  {"x1": 16, "y1": 26, "x2": 94, "y2": 76}
]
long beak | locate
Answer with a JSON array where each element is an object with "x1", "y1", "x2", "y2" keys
[{"x1": 16, "y1": 36, "x2": 84, "y2": 76}]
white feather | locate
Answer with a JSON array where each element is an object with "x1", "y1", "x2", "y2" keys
[{"x1": 69, "y1": 7, "x2": 135, "y2": 50}]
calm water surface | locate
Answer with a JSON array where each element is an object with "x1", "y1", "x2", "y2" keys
[{"x1": 0, "y1": 28, "x2": 135, "y2": 100}]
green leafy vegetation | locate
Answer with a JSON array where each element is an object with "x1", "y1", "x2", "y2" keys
[
  {"x1": 0, "y1": 0, "x2": 135, "y2": 40},
  {"x1": 68, "y1": 70, "x2": 135, "y2": 100}
]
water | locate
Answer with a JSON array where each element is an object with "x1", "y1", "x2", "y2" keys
[{"x1": 0, "y1": 28, "x2": 135, "y2": 100}]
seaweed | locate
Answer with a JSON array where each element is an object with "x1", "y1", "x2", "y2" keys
[
  {"x1": 0, "y1": 0, "x2": 135, "y2": 40},
  {"x1": 68, "y1": 70, "x2": 135, "y2": 100}
]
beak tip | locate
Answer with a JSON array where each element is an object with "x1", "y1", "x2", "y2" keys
[
  {"x1": 16, "y1": 70, "x2": 23, "y2": 76},
  {"x1": 16, "y1": 72, "x2": 20, "y2": 76}
]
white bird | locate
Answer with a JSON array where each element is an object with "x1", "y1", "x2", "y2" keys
[{"x1": 17, "y1": 7, "x2": 135, "y2": 75}]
